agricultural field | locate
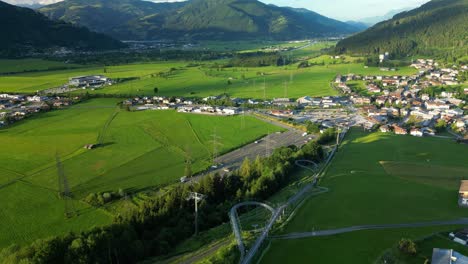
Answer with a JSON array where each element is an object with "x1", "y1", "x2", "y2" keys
[
  {"x1": 1, "y1": 61, "x2": 417, "y2": 98},
  {"x1": 0, "y1": 61, "x2": 186, "y2": 93},
  {"x1": 260, "y1": 128, "x2": 468, "y2": 263},
  {"x1": 193, "y1": 40, "x2": 310, "y2": 52},
  {"x1": 0, "y1": 182, "x2": 112, "y2": 248},
  {"x1": 0, "y1": 59, "x2": 83, "y2": 74},
  {"x1": 0, "y1": 42, "x2": 418, "y2": 98},
  {"x1": 287, "y1": 41, "x2": 336, "y2": 58},
  {"x1": 0, "y1": 98, "x2": 281, "y2": 247}
]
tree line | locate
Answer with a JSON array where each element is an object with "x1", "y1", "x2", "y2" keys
[{"x1": 0, "y1": 140, "x2": 324, "y2": 264}]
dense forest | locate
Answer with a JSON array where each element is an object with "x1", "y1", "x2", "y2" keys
[
  {"x1": 336, "y1": 0, "x2": 468, "y2": 60},
  {"x1": 0, "y1": 1, "x2": 125, "y2": 57},
  {"x1": 0, "y1": 139, "x2": 326, "y2": 263}
]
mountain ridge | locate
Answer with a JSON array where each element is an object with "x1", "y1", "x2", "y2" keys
[
  {"x1": 336, "y1": 0, "x2": 468, "y2": 58},
  {"x1": 0, "y1": 0, "x2": 125, "y2": 56},
  {"x1": 39, "y1": 0, "x2": 361, "y2": 41}
]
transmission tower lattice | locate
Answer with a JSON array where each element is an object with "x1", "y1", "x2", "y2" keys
[{"x1": 56, "y1": 154, "x2": 76, "y2": 219}]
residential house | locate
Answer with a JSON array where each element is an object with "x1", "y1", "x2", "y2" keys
[
  {"x1": 367, "y1": 84, "x2": 381, "y2": 93},
  {"x1": 393, "y1": 125, "x2": 407, "y2": 135},
  {"x1": 459, "y1": 181, "x2": 468, "y2": 207},
  {"x1": 380, "y1": 125, "x2": 390, "y2": 133},
  {"x1": 426, "y1": 101, "x2": 450, "y2": 110},
  {"x1": 410, "y1": 128, "x2": 423, "y2": 137}
]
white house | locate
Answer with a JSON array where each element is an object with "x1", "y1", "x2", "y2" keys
[{"x1": 410, "y1": 128, "x2": 423, "y2": 137}]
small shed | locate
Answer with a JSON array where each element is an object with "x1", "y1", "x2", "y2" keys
[{"x1": 459, "y1": 181, "x2": 468, "y2": 207}]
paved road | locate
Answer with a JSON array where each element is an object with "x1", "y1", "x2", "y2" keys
[
  {"x1": 189, "y1": 113, "x2": 309, "y2": 182},
  {"x1": 273, "y1": 218, "x2": 468, "y2": 240}
]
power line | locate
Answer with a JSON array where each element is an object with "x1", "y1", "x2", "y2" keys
[
  {"x1": 56, "y1": 153, "x2": 76, "y2": 219},
  {"x1": 187, "y1": 192, "x2": 205, "y2": 236}
]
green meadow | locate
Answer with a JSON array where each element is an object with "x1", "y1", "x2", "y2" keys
[
  {"x1": 0, "y1": 182, "x2": 112, "y2": 248},
  {"x1": 261, "y1": 226, "x2": 465, "y2": 264},
  {"x1": 0, "y1": 44, "x2": 417, "y2": 99},
  {"x1": 285, "y1": 128, "x2": 468, "y2": 232},
  {"x1": 260, "y1": 128, "x2": 468, "y2": 263},
  {"x1": 0, "y1": 98, "x2": 281, "y2": 247},
  {"x1": 0, "y1": 62, "x2": 417, "y2": 98},
  {"x1": 0, "y1": 59, "x2": 82, "y2": 74}
]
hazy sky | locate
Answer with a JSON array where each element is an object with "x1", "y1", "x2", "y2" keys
[
  {"x1": 5, "y1": 0, "x2": 431, "y2": 20},
  {"x1": 262, "y1": 0, "x2": 430, "y2": 20}
]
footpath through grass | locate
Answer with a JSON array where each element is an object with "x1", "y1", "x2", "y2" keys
[
  {"x1": 260, "y1": 128, "x2": 468, "y2": 263},
  {"x1": 261, "y1": 226, "x2": 465, "y2": 264},
  {"x1": 285, "y1": 128, "x2": 468, "y2": 232}
]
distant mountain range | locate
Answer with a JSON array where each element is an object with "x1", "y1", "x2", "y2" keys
[
  {"x1": 38, "y1": 0, "x2": 362, "y2": 41},
  {"x1": 358, "y1": 8, "x2": 415, "y2": 26},
  {"x1": 336, "y1": 0, "x2": 468, "y2": 57},
  {"x1": 0, "y1": 1, "x2": 125, "y2": 56}
]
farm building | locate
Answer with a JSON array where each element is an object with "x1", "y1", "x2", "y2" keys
[{"x1": 459, "y1": 181, "x2": 468, "y2": 207}]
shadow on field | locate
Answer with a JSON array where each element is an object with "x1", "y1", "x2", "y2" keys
[{"x1": 99, "y1": 142, "x2": 116, "y2": 148}]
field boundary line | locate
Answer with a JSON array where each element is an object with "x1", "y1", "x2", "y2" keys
[
  {"x1": 186, "y1": 119, "x2": 210, "y2": 154},
  {"x1": 97, "y1": 107, "x2": 120, "y2": 145}
]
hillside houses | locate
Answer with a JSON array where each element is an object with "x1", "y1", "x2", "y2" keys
[
  {"x1": 367, "y1": 84, "x2": 381, "y2": 93},
  {"x1": 0, "y1": 94, "x2": 81, "y2": 126},
  {"x1": 393, "y1": 125, "x2": 408, "y2": 135}
]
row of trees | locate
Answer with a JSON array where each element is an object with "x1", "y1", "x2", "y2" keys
[
  {"x1": 0, "y1": 140, "x2": 324, "y2": 264},
  {"x1": 227, "y1": 52, "x2": 292, "y2": 67}
]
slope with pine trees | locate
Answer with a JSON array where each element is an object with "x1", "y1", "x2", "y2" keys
[
  {"x1": 336, "y1": 0, "x2": 468, "y2": 59},
  {"x1": 0, "y1": 0, "x2": 125, "y2": 56}
]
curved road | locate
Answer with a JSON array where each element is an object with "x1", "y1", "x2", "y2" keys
[
  {"x1": 229, "y1": 202, "x2": 276, "y2": 261},
  {"x1": 273, "y1": 218, "x2": 468, "y2": 240},
  {"x1": 230, "y1": 128, "x2": 349, "y2": 264}
]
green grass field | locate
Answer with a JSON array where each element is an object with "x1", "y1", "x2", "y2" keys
[
  {"x1": 89, "y1": 62, "x2": 415, "y2": 99},
  {"x1": 0, "y1": 42, "x2": 417, "y2": 99},
  {"x1": 284, "y1": 129, "x2": 468, "y2": 232},
  {"x1": 390, "y1": 233, "x2": 468, "y2": 264},
  {"x1": 261, "y1": 226, "x2": 464, "y2": 264},
  {"x1": 260, "y1": 128, "x2": 468, "y2": 263},
  {"x1": 0, "y1": 181, "x2": 111, "y2": 248},
  {"x1": 0, "y1": 59, "x2": 83, "y2": 74},
  {"x1": 0, "y1": 98, "x2": 281, "y2": 247}
]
